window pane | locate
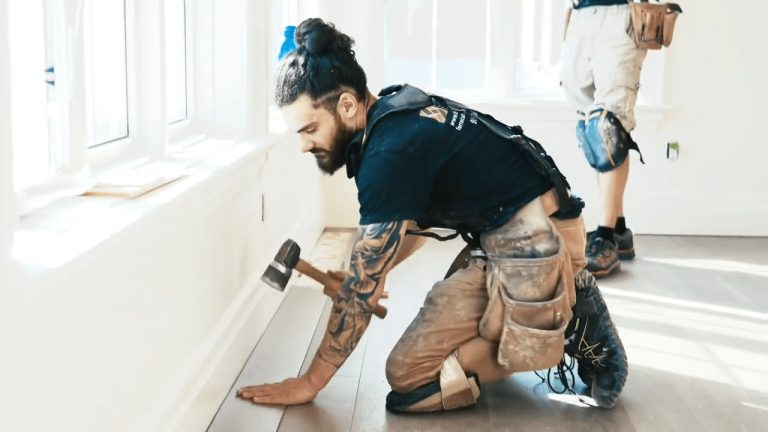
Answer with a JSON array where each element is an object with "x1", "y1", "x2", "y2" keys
[
  {"x1": 165, "y1": 0, "x2": 187, "y2": 124},
  {"x1": 515, "y1": 0, "x2": 566, "y2": 93},
  {"x1": 84, "y1": 0, "x2": 128, "y2": 146},
  {"x1": 435, "y1": 0, "x2": 486, "y2": 89},
  {"x1": 384, "y1": 0, "x2": 433, "y2": 89},
  {"x1": 9, "y1": 0, "x2": 51, "y2": 191}
]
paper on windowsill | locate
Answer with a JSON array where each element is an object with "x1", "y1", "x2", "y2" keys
[{"x1": 82, "y1": 168, "x2": 186, "y2": 199}]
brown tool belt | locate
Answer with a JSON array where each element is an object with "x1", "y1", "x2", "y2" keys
[{"x1": 629, "y1": 1, "x2": 683, "y2": 50}]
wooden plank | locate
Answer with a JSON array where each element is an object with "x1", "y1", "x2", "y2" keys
[{"x1": 206, "y1": 284, "x2": 328, "y2": 432}]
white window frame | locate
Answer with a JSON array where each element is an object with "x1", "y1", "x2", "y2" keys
[
  {"x1": 3, "y1": 0, "x2": 271, "y2": 218},
  {"x1": 1, "y1": 0, "x2": 15, "y2": 260},
  {"x1": 166, "y1": 0, "x2": 201, "y2": 145}
]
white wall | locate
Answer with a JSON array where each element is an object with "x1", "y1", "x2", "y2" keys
[
  {"x1": 0, "y1": 136, "x2": 324, "y2": 432},
  {"x1": 317, "y1": 1, "x2": 768, "y2": 236}
]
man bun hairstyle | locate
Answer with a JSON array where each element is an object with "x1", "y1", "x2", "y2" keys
[{"x1": 275, "y1": 18, "x2": 368, "y2": 110}]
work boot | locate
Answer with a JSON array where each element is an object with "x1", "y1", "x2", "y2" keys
[
  {"x1": 565, "y1": 270, "x2": 628, "y2": 409},
  {"x1": 585, "y1": 234, "x2": 620, "y2": 278},
  {"x1": 614, "y1": 228, "x2": 636, "y2": 260},
  {"x1": 587, "y1": 228, "x2": 636, "y2": 261}
]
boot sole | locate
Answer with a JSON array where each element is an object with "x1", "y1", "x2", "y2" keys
[
  {"x1": 592, "y1": 384, "x2": 620, "y2": 409},
  {"x1": 618, "y1": 248, "x2": 635, "y2": 260},
  {"x1": 589, "y1": 261, "x2": 620, "y2": 278}
]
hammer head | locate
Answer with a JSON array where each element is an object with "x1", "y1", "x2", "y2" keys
[{"x1": 261, "y1": 239, "x2": 301, "y2": 291}]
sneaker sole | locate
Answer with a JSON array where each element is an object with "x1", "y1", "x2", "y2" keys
[
  {"x1": 589, "y1": 261, "x2": 620, "y2": 278},
  {"x1": 618, "y1": 248, "x2": 635, "y2": 260}
]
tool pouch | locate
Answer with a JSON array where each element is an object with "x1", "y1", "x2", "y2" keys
[
  {"x1": 478, "y1": 247, "x2": 575, "y2": 372},
  {"x1": 629, "y1": 1, "x2": 683, "y2": 50}
]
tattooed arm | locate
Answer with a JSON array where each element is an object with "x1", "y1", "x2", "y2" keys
[
  {"x1": 238, "y1": 220, "x2": 408, "y2": 405},
  {"x1": 391, "y1": 220, "x2": 429, "y2": 268},
  {"x1": 317, "y1": 220, "x2": 407, "y2": 367}
]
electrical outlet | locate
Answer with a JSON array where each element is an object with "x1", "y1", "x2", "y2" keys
[{"x1": 667, "y1": 142, "x2": 679, "y2": 161}]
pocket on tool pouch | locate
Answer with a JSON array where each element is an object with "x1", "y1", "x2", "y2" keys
[{"x1": 479, "y1": 251, "x2": 572, "y2": 372}]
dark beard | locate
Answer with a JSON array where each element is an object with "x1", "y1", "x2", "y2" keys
[{"x1": 313, "y1": 118, "x2": 357, "y2": 175}]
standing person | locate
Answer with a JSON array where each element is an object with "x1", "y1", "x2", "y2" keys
[
  {"x1": 237, "y1": 18, "x2": 628, "y2": 411},
  {"x1": 562, "y1": 0, "x2": 646, "y2": 277}
]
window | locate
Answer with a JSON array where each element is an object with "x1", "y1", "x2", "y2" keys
[
  {"x1": 83, "y1": 0, "x2": 129, "y2": 147},
  {"x1": 383, "y1": 0, "x2": 568, "y2": 100},
  {"x1": 2, "y1": 0, "x2": 268, "y2": 215},
  {"x1": 165, "y1": 0, "x2": 188, "y2": 124}
]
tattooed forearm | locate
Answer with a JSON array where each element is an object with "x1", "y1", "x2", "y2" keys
[{"x1": 317, "y1": 220, "x2": 407, "y2": 367}]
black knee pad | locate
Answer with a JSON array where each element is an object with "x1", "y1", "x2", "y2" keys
[{"x1": 576, "y1": 109, "x2": 637, "y2": 172}]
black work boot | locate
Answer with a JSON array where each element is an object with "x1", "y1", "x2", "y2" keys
[
  {"x1": 585, "y1": 234, "x2": 620, "y2": 278},
  {"x1": 614, "y1": 228, "x2": 636, "y2": 260},
  {"x1": 565, "y1": 270, "x2": 628, "y2": 409},
  {"x1": 588, "y1": 227, "x2": 636, "y2": 261}
]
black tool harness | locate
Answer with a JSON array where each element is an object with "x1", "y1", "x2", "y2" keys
[{"x1": 352, "y1": 84, "x2": 583, "y2": 247}]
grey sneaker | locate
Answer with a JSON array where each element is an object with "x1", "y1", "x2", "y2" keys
[
  {"x1": 565, "y1": 270, "x2": 628, "y2": 409},
  {"x1": 586, "y1": 235, "x2": 620, "y2": 278},
  {"x1": 614, "y1": 229, "x2": 635, "y2": 260}
]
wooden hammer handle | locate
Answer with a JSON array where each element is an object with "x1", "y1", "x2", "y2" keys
[{"x1": 295, "y1": 258, "x2": 387, "y2": 319}]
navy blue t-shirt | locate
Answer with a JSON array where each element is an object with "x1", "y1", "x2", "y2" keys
[{"x1": 352, "y1": 94, "x2": 552, "y2": 234}]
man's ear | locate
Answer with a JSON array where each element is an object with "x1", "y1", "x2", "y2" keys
[{"x1": 336, "y1": 92, "x2": 359, "y2": 120}]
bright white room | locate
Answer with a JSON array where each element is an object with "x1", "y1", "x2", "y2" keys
[{"x1": 0, "y1": 1, "x2": 766, "y2": 431}]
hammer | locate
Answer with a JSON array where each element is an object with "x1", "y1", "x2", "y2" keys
[{"x1": 261, "y1": 239, "x2": 388, "y2": 319}]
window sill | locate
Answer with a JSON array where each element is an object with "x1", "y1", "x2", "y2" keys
[{"x1": 11, "y1": 135, "x2": 282, "y2": 273}]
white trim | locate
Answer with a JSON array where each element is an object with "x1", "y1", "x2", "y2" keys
[
  {"x1": 130, "y1": 0, "x2": 168, "y2": 157},
  {"x1": 244, "y1": 0, "x2": 269, "y2": 137},
  {"x1": 63, "y1": 0, "x2": 89, "y2": 173},
  {"x1": 166, "y1": 0, "x2": 198, "y2": 144},
  {"x1": 0, "y1": 0, "x2": 15, "y2": 261}
]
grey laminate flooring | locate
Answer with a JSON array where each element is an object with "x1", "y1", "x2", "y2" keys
[{"x1": 213, "y1": 233, "x2": 768, "y2": 432}]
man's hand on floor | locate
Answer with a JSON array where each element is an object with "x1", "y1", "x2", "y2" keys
[
  {"x1": 237, "y1": 375, "x2": 319, "y2": 406},
  {"x1": 237, "y1": 356, "x2": 337, "y2": 406}
]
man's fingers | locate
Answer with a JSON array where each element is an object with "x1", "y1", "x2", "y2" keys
[
  {"x1": 241, "y1": 388, "x2": 277, "y2": 399},
  {"x1": 251, "y1": 394, "x2": 288, "y2": 405},
  {"x1": 237, "y1": 383, "x2": 283, "y2": 398},
  {"x1": 240, "y1": 390, "x2": 272, "y2": 399}
]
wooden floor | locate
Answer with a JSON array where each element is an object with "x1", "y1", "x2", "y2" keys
[{"x1": 210, "y1": 232, "x2": 768, "y2": 432}]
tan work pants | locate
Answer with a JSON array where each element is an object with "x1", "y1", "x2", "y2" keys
[{"x1": 386, "y1": 196, "x2": 587, "y2": 393}]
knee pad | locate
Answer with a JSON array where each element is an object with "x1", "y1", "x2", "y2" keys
[
  {"x1": 385, "y1": 352, "x2": 480, "y2": 412},
  {"x1": 577, "y1": 109, "x2": 636, "y2": 172}
]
